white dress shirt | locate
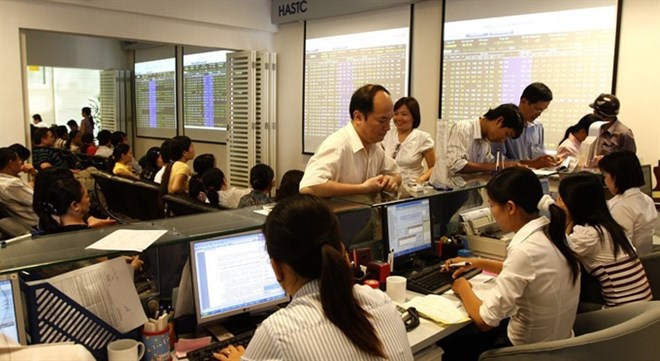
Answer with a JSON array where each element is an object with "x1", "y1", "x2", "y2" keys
[
  {"x1": 608, "y1": 187, "x2": 657, "y2": 255},
  {"x1": 218, "y1": 186, "x2": 250, "y2": 209},
  {"x1": 446, "y1": 118, "x2": 494, "y2": 173},
  {"x1": 153, "y1": 166, "x2": 166, "y2": 184},
  {"x1": 382, "y1": 128, "x2": 434, "y2": 183},
  {"x1": 94, "y1": 145, "x2": 113, "y2": 158},
  {"x1": 300, "y1": 123, "x2": 399, "y2": 189},
  {"x1": 0, "y1": 173, "x2": 37, "y2": 226},
  {"x1": 243, "y1": 279, "x2": 413, "y2": 361},
  {"x1": 479, "y1": 216, "x2": 580, "y2": 346}
]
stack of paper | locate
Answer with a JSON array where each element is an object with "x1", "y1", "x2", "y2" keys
[{"x1": 403, "y1": 294, "x2": 470, "y2": 324}]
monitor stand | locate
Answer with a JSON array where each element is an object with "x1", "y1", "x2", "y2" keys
[
  {"x1": 206, "y1": 311, "x2": 270, "y2": 341},
  {"x1": 393, "y1": 252, "x2": 443, "y2": 277}
]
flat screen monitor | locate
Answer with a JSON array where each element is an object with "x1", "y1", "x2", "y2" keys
[
  {"x1": 383, "y1": 198, "x2": 433, "y2": 261},
  {"x1": 0, "y1": 273, "x2": 26, "y2": 345},
  {"x1": 190, "y1": 230, "x2": 288, "y2": 326},
  {"x1": 641, "y1": 164, "x2": 652, "y2": 198}
]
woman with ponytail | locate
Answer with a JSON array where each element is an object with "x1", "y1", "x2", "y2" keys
[
  {"x1": 556, "y1": 172, "x2": 652, "y2": 307},
  {"x1": 214, "y1": 194, "x2": 412, "y2": 361},
  {"x1": 40, "y1": 178, "x2": 91, "y2": 234},
  {"x1": 440, "y1": 167, "x2": 580, "y2": 360},
  {"x1": 556, "y1": 114, "x2": 599, "y2": 160},
  {"x1": 159, "y1": 136, "x2": 195, "y2": 196},
  {"x1": 111, "y1": 143, "x2": 139, "y2": 180}
]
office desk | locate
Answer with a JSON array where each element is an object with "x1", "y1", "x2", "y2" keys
[{"x1": 406, "y1": 274, "x2": 496, "y2": 356}]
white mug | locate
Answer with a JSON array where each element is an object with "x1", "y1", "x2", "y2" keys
[
  {"x1": 386, "y1": 275, "x2": 407, "y2": 304},
  {"x1": 107, "y1": 339, "x2": 145, "y2": 361}
]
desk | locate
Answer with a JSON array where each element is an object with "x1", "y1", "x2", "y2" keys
[{"x1": 406, "y1": 274, "x2": 496, "y2": 356}]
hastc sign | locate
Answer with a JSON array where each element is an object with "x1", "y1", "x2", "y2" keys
[{"x1": 277, "y1": 0, "x2": 308, "y2": 17}]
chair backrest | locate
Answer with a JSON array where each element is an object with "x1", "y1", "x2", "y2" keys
[
  {"x1": 162, "y1": 194, "x2": 220, "y2": 217},
  {"x1": 640, "y1": 250, "x2": 660, "y2": 300},
  {"x1": 133, "y1": 181, "x2": 165, "y2": 220},
  {"x1": 0, "y1": 217, "x2": 32, "y2": 239},
  {"x1": 479, "y1": 301, "x2": 660, "y2": 361}
]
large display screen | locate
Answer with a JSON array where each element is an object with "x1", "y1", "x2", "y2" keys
[
  {"x1": 183, "y1": 50, "x2": 233, "y2": 142},
  {"x1": 303, "y1": 6, "x2": 411, "y2": 154},
  {"x1": 441, "y1": 0, "x2": 618, "y2": 150},
  {"x1": 135, "y1": 58, "x2": 176, "y2": 138}
]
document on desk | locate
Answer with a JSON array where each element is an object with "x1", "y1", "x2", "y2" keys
[
  {"x1": 46, "y1": 257, "x2": 147, "y2": 333},
  {"x1": 404, "y1": 295, "x2": 470, "y2": 325},
  {"x1": 85, "y1": 229, "x2": 168, "y2": 252}
]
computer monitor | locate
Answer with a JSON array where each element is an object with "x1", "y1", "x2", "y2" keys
[
  {"x1": 383, "y1": 198, "x2": 433, "y2": 268},
  {"x1": 190, "y1": 230, "x2": 289, "y2": 326},
  {"x1": 337, "y1": 207, "x2": 375, "y2": 249},
  {"x1": 0, "y1": 273, "x2": 26, "y2": 345},
  {"x1": 641, "y1": 164, "x2": 652, "y2": 197}
]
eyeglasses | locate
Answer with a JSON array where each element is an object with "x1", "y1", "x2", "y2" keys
[
  {"x1": 531, "y1": 103, "x2": 549, "y2": 114},
  {"x1": 392, "y1": 143, "x2": 401, "y2": 159}
]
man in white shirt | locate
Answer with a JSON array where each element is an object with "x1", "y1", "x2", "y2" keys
[
  {"x1": 300, "y1": 84, "x2": 401, "y2": 197},
  {"x1": 94, "y1": 130, "x2": 113, "y2": 158},
  {"x1": 492, "y1": 83, "x2": 558, "y2": 169},
  {"x1": 446, "y1": 104, "x2": 524, "y2": 173},
  {"x1": 31, "y1": 114, "x2": 50, "y2": 128},
  {"x1": 0, "y1": 148, "x2": 37, "y2": 226}
]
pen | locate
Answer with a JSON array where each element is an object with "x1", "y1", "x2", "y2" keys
[
  {"x1": 448, "y1": 262, "x2": 471, "y2": 268},
  {"x1": 0, "y1": 232, "x2": 32, "y2": 247}
]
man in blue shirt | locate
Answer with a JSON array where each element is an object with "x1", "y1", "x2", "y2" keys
[{"x1": 492, "y1": 83, "x2": 558, "y2": 169}]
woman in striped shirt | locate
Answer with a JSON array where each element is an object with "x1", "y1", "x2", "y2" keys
[
  {"x1": 214, "y1": 194, "x2": 413, "y2": 361},
  {"x1": 556, "y1": 172, "x2": 652, "y2": 307}
]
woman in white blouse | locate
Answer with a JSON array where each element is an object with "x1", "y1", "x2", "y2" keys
[
  {"x1": 441, "y1": 167, "x2": 580, "y2": 361},
  {"x1": 381, "y1": 97, "x2": 435, "y2": 183},
  {"x1": 215, "y1": 194, "x2": 413, "y2": 361},
  {"x1": 556, "y1": 114, "x2": 599, "y2": 161},
  {"x1": 599, "y1": 151, "x2": 657, "y2": 255},
  {"x1": 555, "y1": 172, "x2": 652, "y2": 306}
]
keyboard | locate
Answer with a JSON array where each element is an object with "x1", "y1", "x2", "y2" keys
[
  {"x1": 186, "y1": 329, "x2": 256, "y2": 361},
  {"x1": 406, "y1": 264, "x2": 480, "y2": 295}
]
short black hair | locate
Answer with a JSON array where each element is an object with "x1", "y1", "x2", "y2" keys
[
  {"x1": 483, "y1": 103, "x2": 524, "y2": 138},
  {"x1": 393, "y1": 97, "x2": 421, "y2": 128},
  {"x1": 193, "y1": 154, "x2": 216, "y2": 175},
  {"x1": 55, "y1": 125, "x2": 69, "y2": 138},
  {"x1": 32, "y1": 114, "x2": 42, "y2": 122},
  {"x1": 598, "y1": 151, "x2": 645, "y2": 194},
  {"x1": 8, "y1": 143, "x2": 30, "y2": 161},
  {"x1": 67, "y1": 119, "x2": 78, "y2": 127},
  {"x1": 349, "y1": 84, "x2": 390, "y2": 120},
  {"x1": 33, "y1": 128, "x2": 52, "y2": 145},
  {"x1": 97, "y1": 130, "x2": 112, "y2": 146},
  {"x1": 521, "y1": 82, "x2": 553, "y2": 103},
  {"x1": 0, "y1": 148, "x2": 18, "y2": 169},
  {"x1": 111, "y1": 131, "x2": 127, "y2": 146},
  {"x1": 160, "y1": 139, "x2": 173, "y2": 164}
]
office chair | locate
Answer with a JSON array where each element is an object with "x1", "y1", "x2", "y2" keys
[{"x1": 479, "y1": 301, "x2": 660, "y2": 361}]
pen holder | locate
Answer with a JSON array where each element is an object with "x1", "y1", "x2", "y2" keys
[{"x1": 142, "y1": 325, "x2": 171, "y2": 361}]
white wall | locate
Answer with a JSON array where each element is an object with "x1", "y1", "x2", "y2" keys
[
  {"x1": 0, "y1": 0, "x2": 274, "y2": 154},
  {"x1": 616, "y1": 0, "x2": 660, "y2": 167},
  {"x1": 25, "y1": 30, "x2": 130, "y2": 70}
]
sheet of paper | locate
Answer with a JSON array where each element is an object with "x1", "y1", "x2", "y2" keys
[
  {"x1": 47, "y1": 257, "x2": 147, "y2": 333},
  {"x1": 85, "y1": 229, "x2": 167, "y2": 252},
  {"x1": 253, "y1": 209, "x2": 270, "y2": 216},
  {"x1": 404, "y1": 294, "x2": 469, "y2": 324}
]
